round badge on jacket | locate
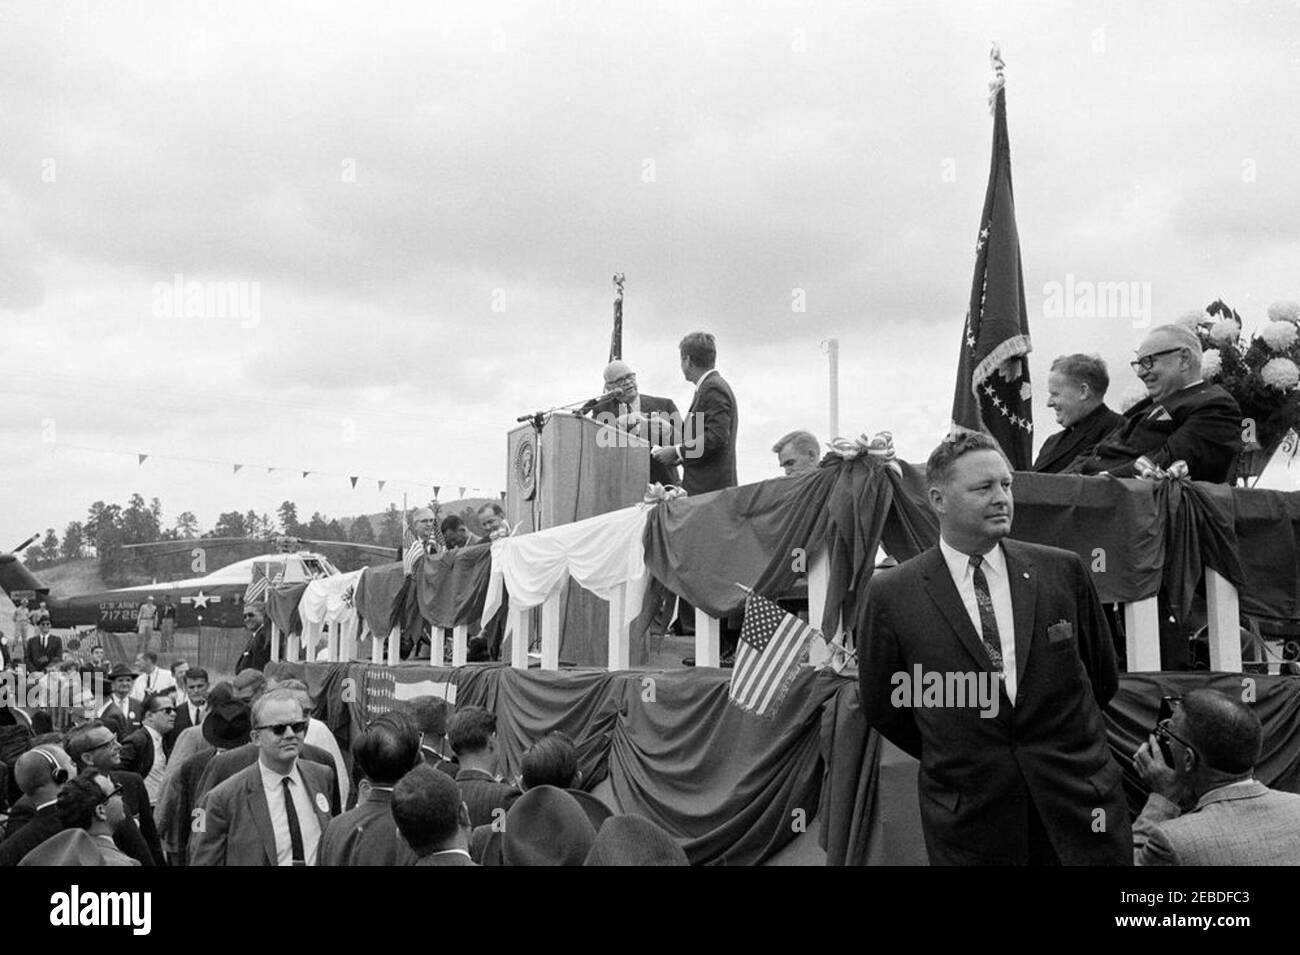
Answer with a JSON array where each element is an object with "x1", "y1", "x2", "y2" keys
[{"x1": 315, "y1": 792, "x2": 329, "y2": 814}]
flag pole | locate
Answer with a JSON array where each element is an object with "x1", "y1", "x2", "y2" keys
[
  {"x1": 821, "y1": 338, "x2": 840, "y2": 440},
  {"x1": 609, "y1": 273, "x2": 625, "y2": 363}
]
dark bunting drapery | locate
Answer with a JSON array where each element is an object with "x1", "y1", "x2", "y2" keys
[
  {"x1": 266, "y1": 582, "x2": 308, "y2": 636},
  {"x1": 414, "y1": 543, "x2": 493, "y2": 628},
  {"x1": 637, "y1": 456, "x2": 937, "y2": 640}
]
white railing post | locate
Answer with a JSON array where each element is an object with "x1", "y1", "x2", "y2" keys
[
  {"x1": 326, "y1": 622, "x2": 339, "y2": 661},
  {"x1": 386, "y1": 625, "x2": 401, "y2": 666},
  {"x1": 607, "y1": 583, "x2": 630, "y2": 671},
  {"x1": 1206, "y1": 570, "x2": 1243, "y2": 673},
  {"x1": 694, "y1": 609, "x2": 721, "y2": 668},
  {"x1": 510, "y1": 607, "x2": 531, "y2": 669},
  {"x1": 269, "y1": 622, "x2": 280, "y2": 663},
  {"x1": 1124, "y1": 597, "x2": 1162, "y2": 672},
  {"x1": 541, "y1": 590, "x2": 561, "y2": 670},
  {"x1": 806, "y1": 550, "x2": 834, "y2": 667},
  {"x1": 430, "y1": 626, "x2": 446, "y2": 667},
  {"x1": 452, "y1": 625, "x2": 468, "y2": 666},
  {"x1": 287, "y1": 631, "x2": 301, "y2": 663},
  {"x1": 370, "y1": 626, "x2": 382, "y2": 664},
  {"x1": 304, "y1": 621, "x2": 319, "y2": 662}
]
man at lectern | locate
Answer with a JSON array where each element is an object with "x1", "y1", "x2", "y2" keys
[{"x1": 587, "y1": 359, "x2": 681, "y2": 487}]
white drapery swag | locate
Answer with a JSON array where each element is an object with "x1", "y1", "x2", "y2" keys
[
  {"x1": 481, "y1": 504, "x2": 653, "y2": 630},
  {"x1": 297, "y1": 568, "x2": 366, "y2": 626}
]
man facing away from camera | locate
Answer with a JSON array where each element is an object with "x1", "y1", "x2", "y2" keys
[{"x1": 858, "y1": 431, "x2": 1130, "y2": 865}]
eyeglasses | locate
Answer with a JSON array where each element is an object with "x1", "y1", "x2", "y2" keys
[
  {"x1": 86, "y1": 736, "x2": 120, "y2": 753},
  {"x1": 155, "y1": 706, "x2": 176, "y2": 714},
  {"x1": 255, "y1": 720, "x2": 309, "y2": 736},
  {"x1": 1155, "y1": 719, "x2": 1194, "y2": 751},
  {"x1": 1130, "y1": 347, "x2": 1183, "y2": 373},
  {"x1": 97, "y1": 783, "x2": 125, "y2": 806}
]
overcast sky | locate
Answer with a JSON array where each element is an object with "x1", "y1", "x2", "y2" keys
[{"x1": 3, "y1": 0, "x2": 1299, "y2": 552}]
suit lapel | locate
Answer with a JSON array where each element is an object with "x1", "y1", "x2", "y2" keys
[
  {"x1": 1003, "y1": 541, "x2": 1037, "y2": 692},
  {"x1": 300, "y1": 765, "x2": 333, "y2": 835},
  {"x1": 919, "y1": 549, "x2": 991, "y2": 670},
  {"x1": 246, "y1": 767, "x2": 280, "y2": 865}
]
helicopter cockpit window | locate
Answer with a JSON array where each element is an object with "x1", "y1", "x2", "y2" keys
[{"x1": 300, "y1": 558, "x2": 330, "y2": 579}]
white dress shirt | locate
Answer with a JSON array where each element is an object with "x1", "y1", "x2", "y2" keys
[
  {"x1": 130, "y1": 668, "x2": 177, "y2": 702},
  {"x1": 939, "y1": 537, "x2": 1017, "y2": 705},
  {"x1": 258, "y1": 759, "x2": 322, "y2": 866},
  {"x1": 143, "y1": 725, "x2": 167, "y2": 805}
]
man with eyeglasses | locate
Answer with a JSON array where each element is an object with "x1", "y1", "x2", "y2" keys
[
  {"x1": 586, "y1": 359, "x2": 682, "y2": 487},
  {"x1": 65, "y1": 719, "x2": 164, "y2": 865},
  {"x1": 234, "y1": 603, "x2": 274, "y2": 673},
  {"x1": 1133, "y1": 689, "x2": 1300, "y2": 865},
  {"x1": 189, "y1": 688, "x2": 336, "y2": 866},
  {"x1": 48, "y1": 770, "x2": 139, "y2": 866},
  {"x1": 120, "y1": 692, "x2": 176, "y2": 807},
  {"x1": 1064, "y1": 324, "x2": 1241, "y2": 483}
]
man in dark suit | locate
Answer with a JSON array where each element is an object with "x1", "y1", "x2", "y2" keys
[
  {"x1": 318, "y1": 714, "x2": 419, "y2": 866},
  {"x1": 652, "y1": 331, "x2": 738, "y2": 495},
  {"x1": 165, "y1": 667, "x2": 209, "y2": 758},
  {"x1": 411, "y1": 696, "x2": 458, "y2": 778},
  {"x1": 65, "y1": 719, "x2": 165, "y2": 866},
  {"x1": 447, "y1": 707, "x2": 517, "y2": 828},
  {"x1": 393, "y1": 764, "x2": 477, "y2": 866},
  {"x1": 119, "y1": 692, "x2": 176, "y2": 807},
  {"x1": 1065, "y1": 325, "x2": 1242, "y2": 482},
  {"x1": 24, "y1": 619, "x2": 62, "y2": 673},
  {"x1": 189, "y1": 689, "x2": 337, "y2": 865},
  {"x1": 0, "y1": 746, "x2": 74, "y2": 866},
  {"x1": 99, "y1": 663, "x2": 145, "y2": 739},
  {"x1": 1133, "y1": 689, "x2": 1300, "y2": 865},
  {"x1": 1033, "y1": 354, "x2": 1123, "y2": 473},
  {"x1": 165, "y1": 694, "x2": 249, "y2": 866},
  {"x1": 193, "y1": 733, "x2": 341, "y2": 815},
  {"x1": 858, "y1": 432, "x2": 1131, "y2": 865},
  {"x1": 234, "y1": 604, "x2": 273, "y2": 673},
  {"x1": 587, "y1": 359, "x2": 682, "y2": 487}
]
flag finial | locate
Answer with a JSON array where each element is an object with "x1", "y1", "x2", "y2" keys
[{"x1": 988, "y1": 43, "x2": 1006, "y2": 114}]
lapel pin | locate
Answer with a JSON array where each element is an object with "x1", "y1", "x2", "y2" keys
[{"x1": 1022, "y1": 572, "x2": 1029, "y2": 579}]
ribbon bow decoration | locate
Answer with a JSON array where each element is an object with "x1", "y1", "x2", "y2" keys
[
  {"x1": 1134, "y1": 456, "x2": 1190, "y2": 481},
  {"x1": 827, "y1": 432, "x2": 900, "y2": 472},
  {"x1": 643, "y1": 482, "x2": 687, "y2": 505}
]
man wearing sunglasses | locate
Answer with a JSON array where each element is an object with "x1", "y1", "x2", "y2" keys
[
  {"x1": 1064, "y1": 324, "x2": 1241, "y2": 483},
  {"x1": 53, "y1": 770, "x2": 139, "y2": 866},
  {"x1": 120, "y1": 692, "x2": 176, "y2": 808},
  {"x1": 65, "y1": 719, "x2": 165, "y2": 866},
  {"x1": 190, "y1": 688, "x2": 337, "y2": 866},
  {"x1": 1133, "y1": 689, "x2": 1300, "y2": 865}
]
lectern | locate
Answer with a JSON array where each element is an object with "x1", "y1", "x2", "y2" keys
[{"x1": 505, "y1": 413, "x2": 649, "y2": 665}]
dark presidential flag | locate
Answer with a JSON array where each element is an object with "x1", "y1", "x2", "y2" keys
[{"x1": 950, "y1": 53, "x2": 1034, "y2": 469}]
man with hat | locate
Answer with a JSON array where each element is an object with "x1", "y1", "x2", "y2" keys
[
  {"x1": 24, "y1": 618, "x2": 62, "y2": 673},
  {"x1": 189, "y1": 688, "x2": 337, "y2": 866},
  {"x1": 99, "y1": 663, "x2": 145, "y2": 739},
  {"x1": 587, "y1": 359, "x2": 682, "y2": 487},
  {"x1": 163, "y1": 684, "x2": 249, "y2": 865},
  {"x1": 65, "y1": 718, "x2": 164, "y2": 865},
  {"x1": 500, "y1": 786, "x2": 597, "y2": 866},
  {"x1": 135, "y1": 595, "x2": 158, "y2": 656}
]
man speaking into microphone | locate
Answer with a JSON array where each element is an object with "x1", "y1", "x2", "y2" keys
[{"x1": 586, "y1": 359, "x2": 681, "y2": 487}]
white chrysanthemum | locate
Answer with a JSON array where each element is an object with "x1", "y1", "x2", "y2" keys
[
  {"x1": 1118, "y1": 384, "x2": 1148, "y2": 412},
  {"x1": 1176, "y1": 309, "x2": 1212, "y2": 328},
  {"x1": 1261, "y1": 357, "x2": 1300, "y2": 391},
  {"x1": 1208, "y1": 318, "x2": 1241, "y2": 344},
  {"x1": 1259, "y1": 320, "x2": 1299, "y2": 351},
  {"x1": 1200, "y1": 348, "x2": 1223, "y2": 380},
  {"x1": 1268, "y1": 300, "x2": 1300, "y2": 324}
]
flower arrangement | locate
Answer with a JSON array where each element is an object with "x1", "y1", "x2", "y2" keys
[{"x1": 1178, "y1": 299, "x2": 1300, "y2": 472}]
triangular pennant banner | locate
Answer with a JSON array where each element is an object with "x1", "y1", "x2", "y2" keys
[
  {"x1": 267, "y1": 467, "x2": 274, "y2": 474},
  {"x1": 303, "y1": 471, "x2": 311, "y2": 479},
  {"x1": 233, "y1": 464, "x2": 243, "y2": 474},
  {"x1": 378, "y1": 480, "x2": 386, "y2": 492},
  {"x1": 499, "y1": 490, "x2": 506, "y2": 501},
  {"x1": 433, "y1": 486, "x2": 440, "y2": 498},
  {"x1": 350, "y1": 476, "x2": 359, "y2": 489},
  {"x1": 138, "y1": 454, "x2": 148, "y2": 466},
  {"x1": 459, "y1": 486, "x2": 466, "y2": 498}
]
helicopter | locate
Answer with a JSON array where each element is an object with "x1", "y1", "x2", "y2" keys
[{"x1": 0, "y1": 534, "x2": 398, "y2": 631}]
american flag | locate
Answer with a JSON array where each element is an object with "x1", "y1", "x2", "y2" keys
[
  {"x1": 363, "y1": 666, "x2": 457, "y2": 721},
  {"x1": 243, "y1": 560, "x2": 286, "y2": 606},
  {"x1": 730, "y1": 592, "x2": 813, "y2": 718}
]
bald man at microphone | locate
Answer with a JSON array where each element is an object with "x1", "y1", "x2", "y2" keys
[{"x1": 587, "y1": 360, "x2": 682, "y2": 487}]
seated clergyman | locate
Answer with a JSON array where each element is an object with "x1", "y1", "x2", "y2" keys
[
  {"x1": 1032, "y1": 354, "x2": 1121, "y2": 474},
  {"x1": 1064, "y1": 324, "x2": 1241, "y2": 482}
]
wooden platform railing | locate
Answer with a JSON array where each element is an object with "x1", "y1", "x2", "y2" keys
[{"x1": 264, "y1": 558, "x2": 1249, "y2": 674}]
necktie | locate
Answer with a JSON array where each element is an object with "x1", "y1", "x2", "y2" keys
[
  {"x1": 968, "y1": 555, "x2": 1004, "y2": 671},
  {"x1": 281, "y1": 777, "x2": 306, "y2": 865}
]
